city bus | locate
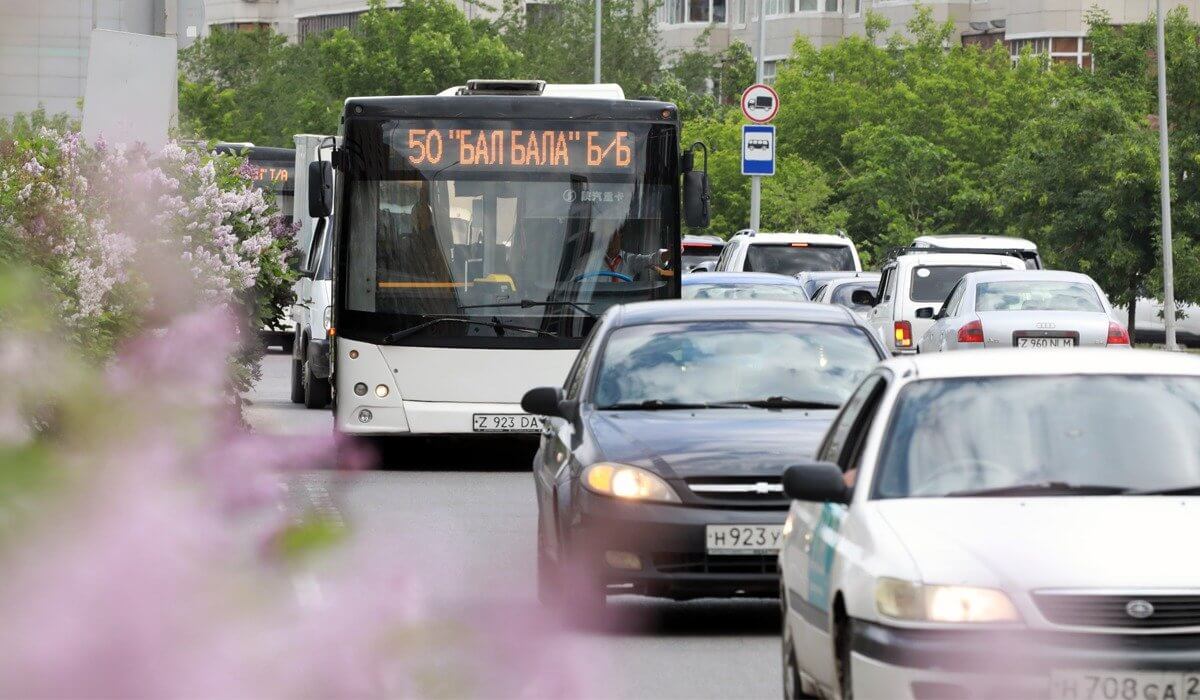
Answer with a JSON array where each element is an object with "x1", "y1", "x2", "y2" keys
[{"x1": 310, "y1": 80, "x2": 708, "y2": 437}]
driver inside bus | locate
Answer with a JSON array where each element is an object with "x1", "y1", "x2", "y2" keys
[{"x1": 585, "y1": 224, "x2": 668, "y2": 282}]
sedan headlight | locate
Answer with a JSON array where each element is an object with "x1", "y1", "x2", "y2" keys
[
  {"x1": 583, "y1": 463, "x2": 680, "y2": 504},
  {"x1": 876, "y1": 578, "x2": 1020, "y2": 623}
]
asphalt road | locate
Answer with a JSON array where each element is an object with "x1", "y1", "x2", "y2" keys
[{"x1": 246, "y1": 353, "x2": 782, "y2": 700}]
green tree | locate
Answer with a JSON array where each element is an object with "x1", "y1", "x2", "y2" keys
[
  {"x1": 318, "y1": 0, "x2": 521, "y2": 99},
  {"x1": 179, "y1": 27, "x2": 334, "y2": 147},
  {"x1": 495, "y1": 0, "x2": 662, "y2": 95}
]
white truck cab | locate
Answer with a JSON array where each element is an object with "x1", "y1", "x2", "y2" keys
[
  {"x1": 289, "y1": 135, "x2": 337, "y2": 408},
  {"x1": 715, "y1": 231, "x2": 861, "y2": 275},
  {"x1": 859, "y1": 251, "x2": 1025, "y2": 354},
  {"x1": 912, "y1": 234, "x2": 1042, "y2": 269}
]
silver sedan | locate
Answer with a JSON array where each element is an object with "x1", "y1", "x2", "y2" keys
[{"x1": 917, "y1": 270, "x2": 1130, "y2": 352}]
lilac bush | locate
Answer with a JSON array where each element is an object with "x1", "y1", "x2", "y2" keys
[{"x1": 0, "y1": 114, "x2": 296, "y2": 374}]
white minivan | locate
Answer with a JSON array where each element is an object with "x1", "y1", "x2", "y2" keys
[
  {"x1": 857, "y1": 251, "x2": 1025, "y2": 354},
  {"x1": 715, "y1": 231, "x2": 861, "y2": 275}
]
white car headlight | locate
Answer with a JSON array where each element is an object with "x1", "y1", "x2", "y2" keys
[
  {"x1": 583, "y1": 463, "x2": 680, "y2": 504},
  {"x1": 876, "y1": 578, "x2": 1020, "y2": 623}
]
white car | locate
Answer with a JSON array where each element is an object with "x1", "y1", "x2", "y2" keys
[
  {"x1": 1119, "y1": 298, "x2": 1200, "y2": 348},
  {"x1": 780, "y1": 349, "x2": 1200, "y2": 700},
  {"x1": 859, "y1": 252, "x2": 1025, "y2": 355},
  {"x1": 916, "y1": 270, "x2": 1129, "y2": 352},
  {"x1": 715, "y1": 232, "x2": 862, "y2": 276},
  {"x1": 912, "y1": 234, "x2": 1042, "y2": 269}
]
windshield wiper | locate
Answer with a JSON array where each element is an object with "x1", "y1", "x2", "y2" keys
[
  {"x1": 382, "y1": 316, "x2": 555, "y2": 343},
  {"x1": 458, "y1": 300, "x2": 598, "y2": 319},
  {"x1": 600, "y1": 400, "x2": 711, "y2": 411},
  {"x1": 945, "y1": 481, "x2": 1131, "y2": 498},
  {"x1": 1128, "y1": 485, "x2": 1200, "y2": 496},
  {"x1": 717, "y1": 396, "x2": 842, "y2": 410}
]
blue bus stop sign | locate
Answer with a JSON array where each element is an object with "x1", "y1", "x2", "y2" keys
[{"x1": 742, "y1": 124, "x2": 775, "y2": 177}]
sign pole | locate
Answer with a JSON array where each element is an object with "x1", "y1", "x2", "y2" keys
[
  {"x1": 1155, "y1": 0, "x2": 1177, "y2": 350},
  {"x1": 749, "y1": 0, "x2": 766, "y2": 233},
  {"x1": 593, "y1": 0, "x2": 602, "y2": 84}
]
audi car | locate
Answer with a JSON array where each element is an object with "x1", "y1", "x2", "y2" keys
[
  {"x1": 916, "y1": 270, "x2": 1129, "y2": 353},
  {"x1": 521, "y1": 300, "x2": 886, "y2": 611},
  {"x1": 780, "y1": 349, "x2": 1200, "y2": 699}
]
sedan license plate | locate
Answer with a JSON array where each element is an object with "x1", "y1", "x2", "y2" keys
[
  {"x1": 1049, "y1": 671, "x2": 1200, "y2": 700},
  {"x1": 705, "y1": 525, "x2": 783, "y2": 555},
  {"x1": 471, "y1": 414, "x2": 540, "y2": 433},
  {"x1": 1017, "y1": 336, "x2": 1076, "y2": 348}
]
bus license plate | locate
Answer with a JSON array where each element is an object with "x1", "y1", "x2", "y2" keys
[
  {"x1": 706, "y1": 525, "x2": 783, "y2": 555},
  {"x1": 1049, "y1": 671, "x2": 1200, "y2": 700},
  {"x1": 472, "y1": 414, "x2": 540, "y2": 433}
]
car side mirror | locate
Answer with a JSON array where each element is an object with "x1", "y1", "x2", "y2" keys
[
  {"x1": 915, "y1": 307, "x2": 935, "y2": 319},
  {"x1": 851, "y1": 289, "x2": 876, "y2": 306},
  {"x1": 308, "y1": 160, "x2": 333, "y2": 218},
  {"x1": 783, "y1": 461, "x2": 850, "y2": 504},
  {"x1": 682, "y1": 142, "x2": 710, "y2": 229},
  {"x1": 522, "y1": 386, "x2": 578, "y2": 421}
]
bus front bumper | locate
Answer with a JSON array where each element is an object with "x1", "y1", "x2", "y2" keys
[{"x1": 336, "y1": 399, "x2": 541, "y2": 436}]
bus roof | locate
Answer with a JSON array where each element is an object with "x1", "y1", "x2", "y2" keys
[{"x1": 344, "y1": 82, "x2": 676, "y2": 123}]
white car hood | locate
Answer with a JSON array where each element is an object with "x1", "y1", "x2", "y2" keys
[{"x1": 874, "y1": 497, "x2": 1200, "y2": 590}]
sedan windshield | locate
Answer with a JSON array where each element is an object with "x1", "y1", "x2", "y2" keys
[
  {"x1": 874, "y1": 376, "x2": 1200, "y2": 498},
  {"x1": 975, "y1": 281, "x2": 1103, "y2": 312},
  {"x1": 745, "y1": 244, "x2": 856, "y2": 275},
  {"x1": 593, "y1": 321, "x2": 880, "y2": 409},
  {"x1": 682, "y1": 283, "x2": 808, "y2": 302}
]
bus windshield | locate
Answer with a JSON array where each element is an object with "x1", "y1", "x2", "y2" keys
[{"x1": 339, "y1": 118, "x2": 679, "y2": 347}]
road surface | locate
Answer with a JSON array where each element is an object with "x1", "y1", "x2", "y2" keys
[{"x1": 246, "y1": 353, "x2": 781, "y2": 699}]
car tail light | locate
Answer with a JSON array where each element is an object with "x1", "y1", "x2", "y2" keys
[
  {"x1": 894, "y1": 321, "x2": 913, "y2": 348},
  {"x1": 957, "y1": 320, "x2": 984, "y2": 344},
  {"x1": 1107, "y1": 322, "x2": 1130, "y2": 346}
]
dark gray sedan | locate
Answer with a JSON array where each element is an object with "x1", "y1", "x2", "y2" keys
[{"x1": 521, "y1": 300, "x2": 887, "y2": 611}]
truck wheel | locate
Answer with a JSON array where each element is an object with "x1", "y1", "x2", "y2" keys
[
  {"x1": 290, "y1": 357, "x2": 305, "y2": 404},
  {"x1": 303, "y1": 359, "x2": 331, "y2": 409}
]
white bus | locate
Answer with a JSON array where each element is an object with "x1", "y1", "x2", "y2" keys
[{"x1": 309, "y1": 80, "x2": 708, "y2": 437}]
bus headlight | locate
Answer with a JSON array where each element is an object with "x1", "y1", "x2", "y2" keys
[
  {"x1": 374, "y1": 384, "x2": 389, "y2": 398},
  {"x1": 583, "y1": 463, "x2": 680, "y2": 504},
  {"x1": 876, "y1": 578, "x2": 1020, "y2": 623},
  {"x1": 323, "y1": 307, "x2": 332, "y2": 332},
  {"x1": 354, "y1": 383, "x2": 368, "y2": 396}
]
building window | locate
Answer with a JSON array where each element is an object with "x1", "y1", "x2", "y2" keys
[
  {"x1": 763, "y1": 59, "x2": 783, "y2": 83},
  {"x1": 299, "y1": 11, "x2": 365, "y2": 41},
  {"x1": 1008, "y1": 36, "x2": 1091, "y2": 68},
  {"x1": 763, "y1": 0, "x2": 839, "y2": 15},
  {"x1": 659, "y1": 0, "x2": 726, "y2": 23}
]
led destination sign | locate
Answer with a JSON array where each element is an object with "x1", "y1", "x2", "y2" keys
[{"x1": 397, "y1": 127, "x2": 640, "y2": 174}]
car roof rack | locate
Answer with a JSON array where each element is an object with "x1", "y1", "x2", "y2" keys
[{"x1": 882, "y1": 245, "x2": 1036, "y2": 263}]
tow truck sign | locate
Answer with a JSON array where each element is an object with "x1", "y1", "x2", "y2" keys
[{"x1": 741, "y1": 83, "x2": 780, "y2": 123}]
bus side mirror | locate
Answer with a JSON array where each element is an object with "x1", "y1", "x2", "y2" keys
[
  {"x1": 309, "y1": 161, "x2": 333, "y2": 218},
  {"x1": 683, "y1": 142, "x2": 710, "y2": 229}
]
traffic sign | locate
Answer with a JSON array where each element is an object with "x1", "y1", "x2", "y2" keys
[
  {"x1": 742, "y1": 124, "x2": 775, "y2": 176},
  {"x1": 741, "y1": 83, "x2": 780, "y2": 124}
]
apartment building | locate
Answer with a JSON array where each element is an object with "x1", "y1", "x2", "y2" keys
[
  {"x1": 204, "y1": 0, "x2": 500, "y2": 41},
  {"x1": 0, "y1": 0, "x2": 202, "y2": 121},
  {"x1": 658, "y1": 0, "x2": 1200, "y2": 78}
]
